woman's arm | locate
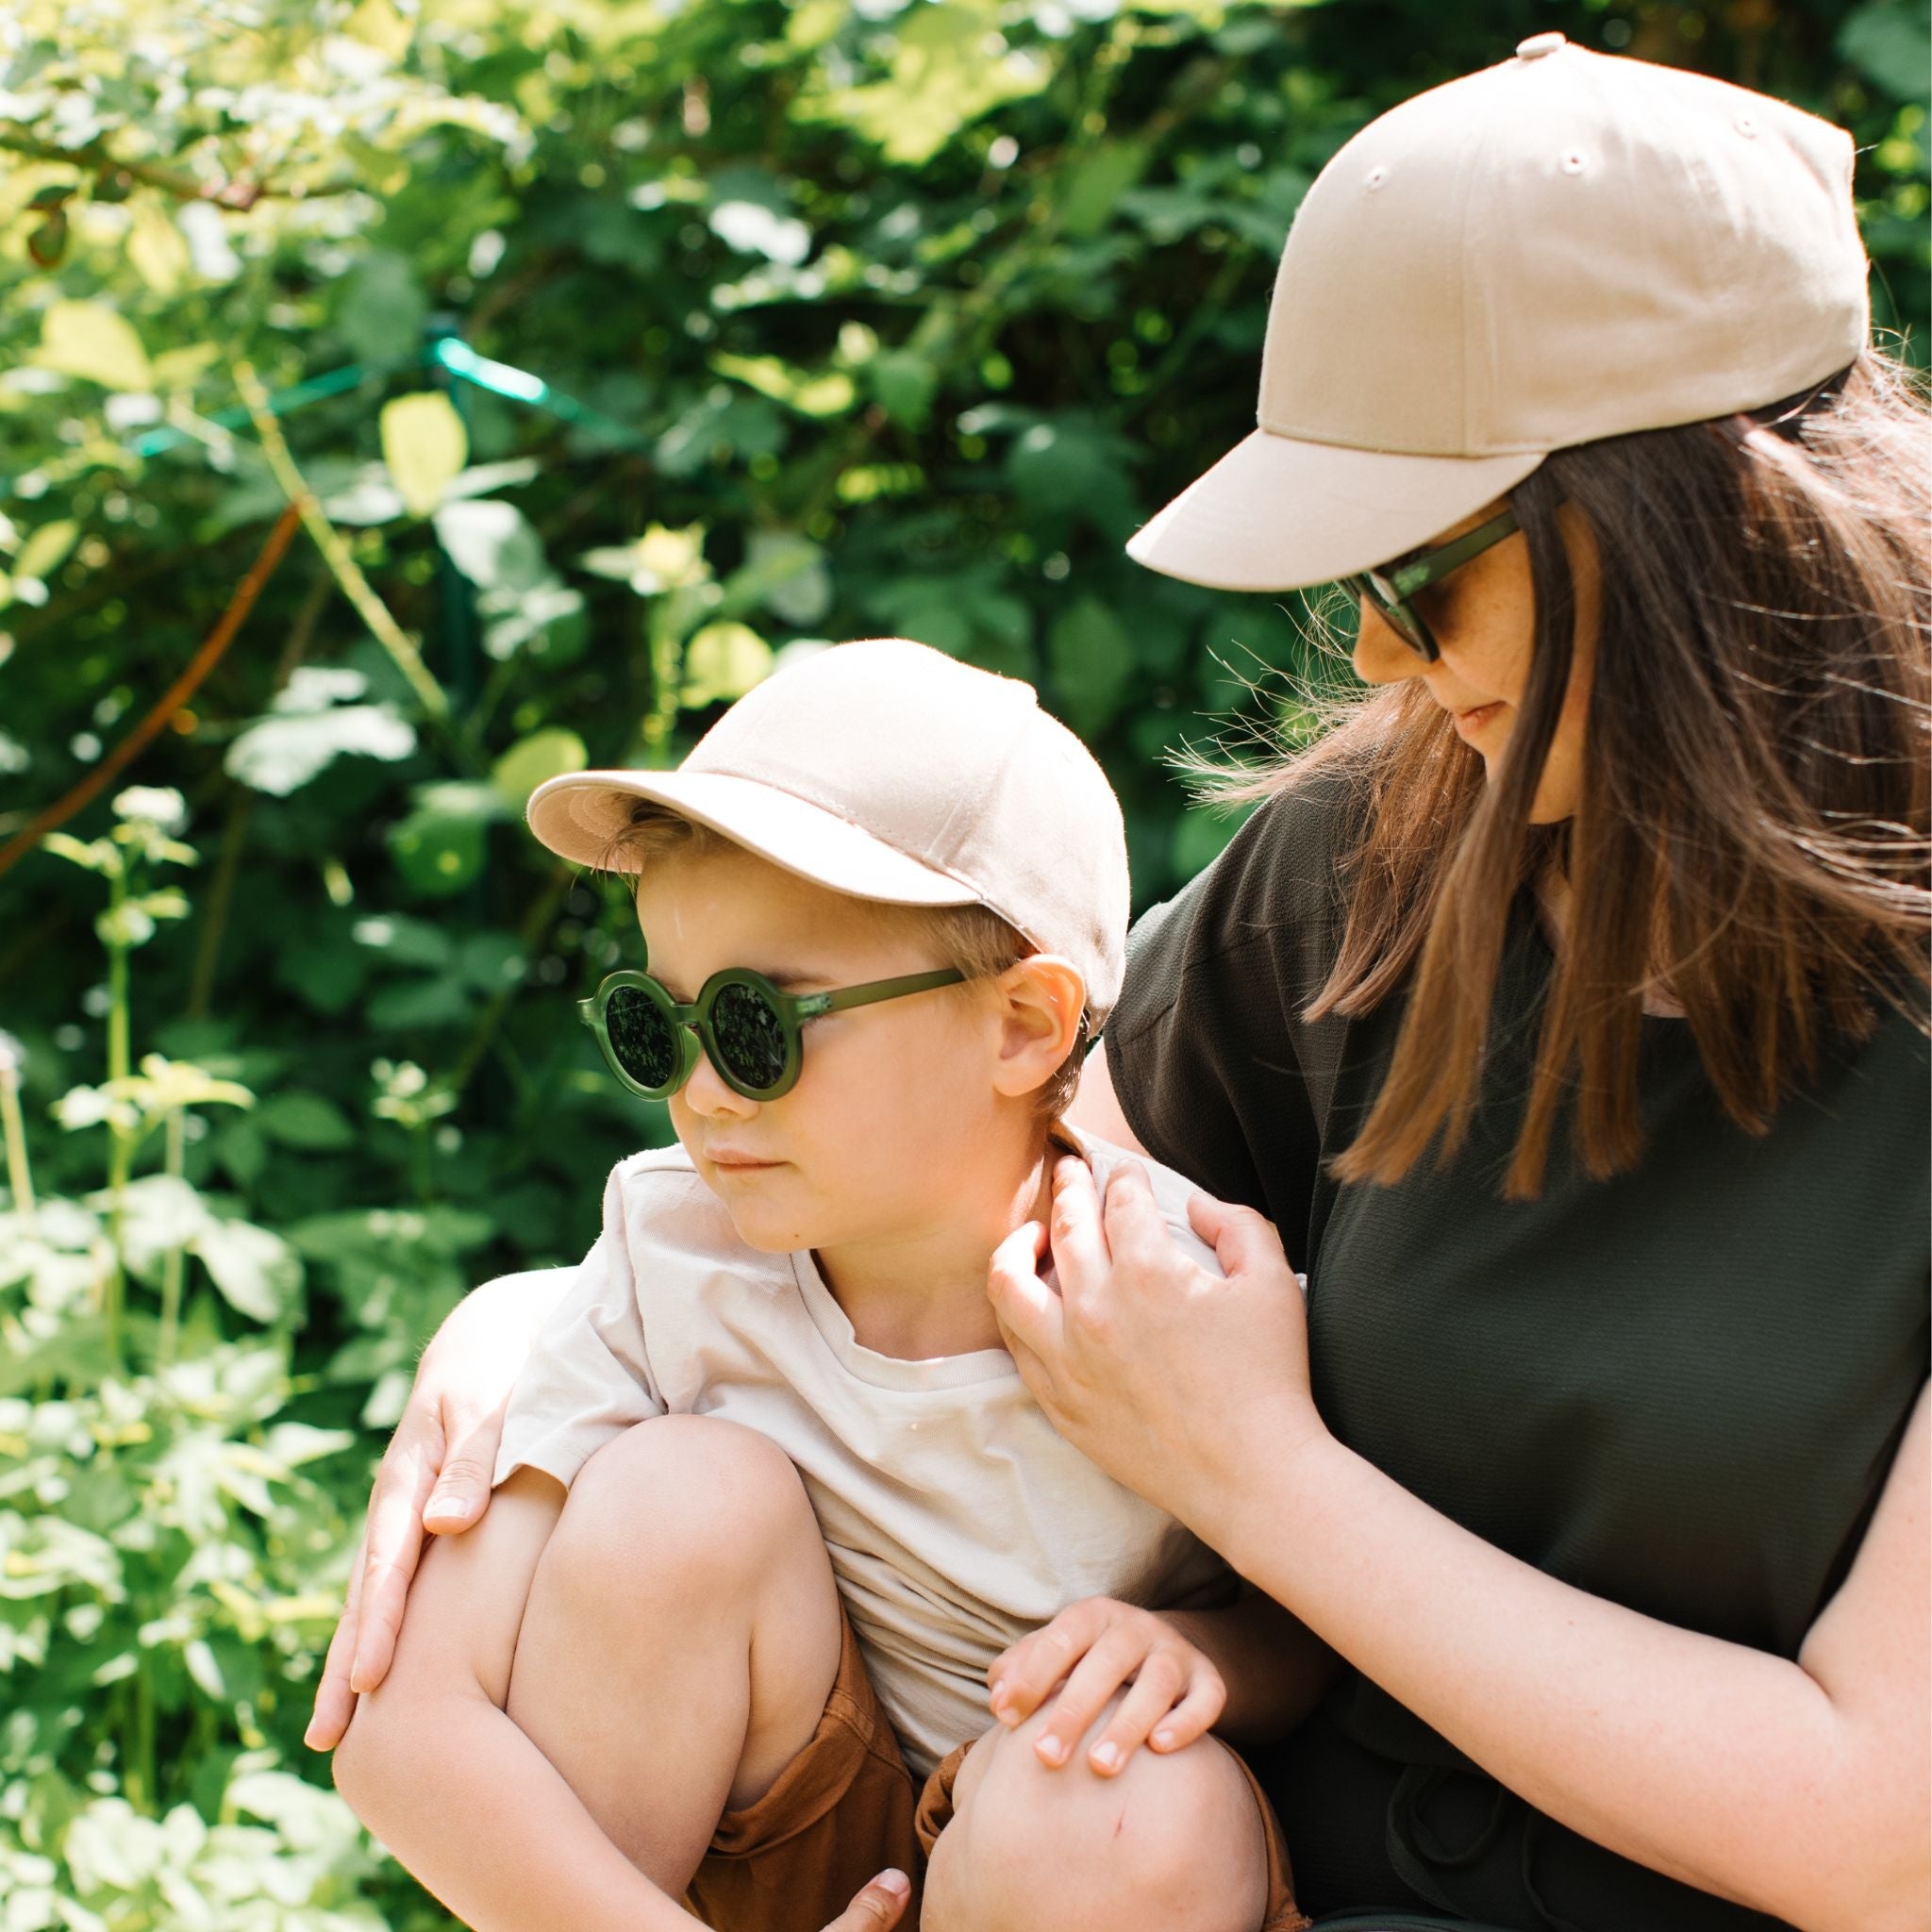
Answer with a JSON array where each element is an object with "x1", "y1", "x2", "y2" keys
[
  {"x1": 330, "y1": 1467, "x2": 701, "y2": 1932},
  {"x1": 308, "y1": 1267, "x2": 575, "y2": 1751},
  {"x1": 989, "y1": 1160, "x2": 1931, "y2": 1932}
]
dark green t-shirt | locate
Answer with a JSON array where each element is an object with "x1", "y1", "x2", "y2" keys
[{"x1": 1106, "y1": 775, "x2": 1930, "y2": 1932}]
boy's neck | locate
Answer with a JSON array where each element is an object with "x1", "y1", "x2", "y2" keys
[{"x1": 812, "y1": 1126, "x2": 1076, "y2": 1361}]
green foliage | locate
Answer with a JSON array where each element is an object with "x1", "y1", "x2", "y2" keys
[{"x1": 0, "y1": 0, "x2": 1923, "y2": 1922}]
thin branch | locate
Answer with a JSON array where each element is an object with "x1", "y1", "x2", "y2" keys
[
  {"x1": 0, "y1": 123, "x2": 358, "y2": 211},
  {"x1": 0, "y1": 504, "x2": 302, "y2": 880}
]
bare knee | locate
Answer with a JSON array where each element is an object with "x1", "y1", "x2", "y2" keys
[
  {"x1": 538, "y1": 1415, "x2": 820, "y2": 1616},
  {"x1": 924, "y1": 1698, "x2": 1269, "y2": 1932}
]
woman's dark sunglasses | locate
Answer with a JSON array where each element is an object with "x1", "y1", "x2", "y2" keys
[
  {"x1": 579, "y1": 960, "x2": 965, "y2": 1103},
  {"x1": 1341, "y1": 507, "x2": 1520, "y2": 663}
]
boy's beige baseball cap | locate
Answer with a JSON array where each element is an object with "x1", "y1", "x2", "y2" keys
[
  {"x1": 525, "y1": 639, "x2": 1131, "y2": 1018},
  {"x1": 1128, "y1": 35, "x2": 1871, "y2": 592}
]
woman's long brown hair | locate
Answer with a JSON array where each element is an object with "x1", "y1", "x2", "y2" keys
[{"x1": 1205, "y1": 348, "x2": 1931, "y2": 1199}]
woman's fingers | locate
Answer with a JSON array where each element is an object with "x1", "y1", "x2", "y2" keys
[
  {"x1": 1188, "y1": 1188, "x2": 1290, "y2": 1282},
  {"x1": 823, "y1": 1871, "x2": 911, "y2": 1928},
  {"x1": 1035, "y1": 1629, "x2": 1181, "y2": 1769},
  {"x1": 304, "y1": 1524, "x2": 370, "y2": 1751},
  {"x1": 347, "y1": 1424, "x2": 442, "y2": 1694},
  {"x1": 986, "y1": 1219, "x2": 1058, "y2": 1357},
  {"x1": 1146, "y1": 1670, "x2": 1227, "y2": 1755},
  {"x1": 1089, "y1": 1650, "x2": 1222, "y2": 1772},
  {"x1": 987, "y1": 1598, "x2": 1108, "y2": 1724},
  {"x1": 1045, "y1": 1154, "x2": 1111, "y2": 1302}
]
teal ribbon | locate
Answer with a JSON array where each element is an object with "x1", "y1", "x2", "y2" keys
[{"x1": 111, "y1": 337, "x2": 649, "y2": 461}]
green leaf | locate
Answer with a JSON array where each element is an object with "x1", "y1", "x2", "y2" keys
[
  {"x1": 34, "y1": 301, "x2": 153, "y2": 391},
  {"x1": 13, "y1": 519, "x2": 79, "y2": 584},
  {"x1": 387, "y1": 780, "x2": 506, "y2": 897},
  {"x1": 491, "y1": 727, "x2": 588, "y2": 810},
  {"x1": 224, "y1": 704, "x2": 418, "y2": 795},
  {"x1": 1839, "y1": 2, "x2": 1932, "y2": 102},
  {"x1": 126, "y1": 198, "x2": 192, "y2": 296},
  {"x1": 381, "y1": 391, "x2": 470, "y2": 516},
  {"x1": 1060, "y1": 141, "x2": 1152, "y2": 239},
  {"x1": 434, "y1": 498, "x2": 550, "y2": 592},
  {"x1": 681, "y1": 623, "x2": 774, "y2": 707},
  {"x1": 710, "y1": 353, "x2": 857, "y2": 418},
  {"x1": 353, "y1": 912, "x2": 454, "y2": 970},
  {"x1": 254, "y1": 1091, "x2": 357, "y2": 1152},
  {"x1": 806, "y1": 0, "x2": 1050, "y2": 163},
  {"x1": 1049, "y1": 596, "x2": 1136, "y2": 736},
  {"x1": 192, "y1": 1218, "x2": 301, "y2": 1323}
]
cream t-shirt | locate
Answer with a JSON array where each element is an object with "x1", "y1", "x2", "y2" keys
[{"x1": 491, "y1": 1125, "x2": 1237, "y2": 1774}]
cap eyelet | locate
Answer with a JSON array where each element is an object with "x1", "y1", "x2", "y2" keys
[
  {"x1": 1559, "y1": 149, "x2": 1589, "y2": 175},
  {"x1": 1364, "y1": 164, "x2": 1390, "y2": 191}
]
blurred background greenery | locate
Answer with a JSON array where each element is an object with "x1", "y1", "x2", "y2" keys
[{"x1": 0, "y1": 0, "x2": 1924, "y2": 1924}]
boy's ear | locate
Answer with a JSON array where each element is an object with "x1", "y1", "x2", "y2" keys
[{"x1": 988, "y1": 955, "x2": 1086, "y2": 1100}]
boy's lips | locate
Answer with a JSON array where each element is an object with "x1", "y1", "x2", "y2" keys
[{"x1": 705, "y1": 1149, "x2": 784, "y2": 1170}]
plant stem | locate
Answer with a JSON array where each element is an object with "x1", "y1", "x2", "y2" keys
[
  {"x1": 157, "y1": 1108, "x2": 187, "y2": 1368},
  {"x1": 0, "y1": 1051, "x2": 34, "y2": 1227},
  {"x1": 102, "y1": 868, "x2": 132, "y2": 1373},
  {"x1": 127, "y1": 1652, "x2": 158, "y2": 1815},
  {"x1": 230, "y1": 359, "x2": 459, "y2": 738}
]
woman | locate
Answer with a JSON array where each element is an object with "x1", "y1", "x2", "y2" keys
[{"x1": 308, "y1": 39, "x2": 1929, "y2": 1932}]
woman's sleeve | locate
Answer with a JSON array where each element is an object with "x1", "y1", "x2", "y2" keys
[
  {"x1": 490, "y1": 1160, "x2": 668, "y2": 1492},
  {"x1": 1102, "y1": 784, "x2": 1342, "y2": 1254}
]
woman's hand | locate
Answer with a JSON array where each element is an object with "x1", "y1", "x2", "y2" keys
[
  {"x1": 987, "y1": 1154, "x2": 1321, "y2": 1538},
  {"x1": 305, "y1": 1270, "x2": 569, "y2": 1753},
  {"x1": 987, "y1": 1597, "x2": 1225, "y2": 1775}
]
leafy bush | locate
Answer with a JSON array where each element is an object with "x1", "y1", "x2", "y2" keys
[{"x1": 1, "y1": 0, "x2": 1924, "y2": 1922}]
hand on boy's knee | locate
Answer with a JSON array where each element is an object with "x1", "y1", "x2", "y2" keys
[{"x1": 924, "y1": 1696, "x2": 1269, "y2": 1932}]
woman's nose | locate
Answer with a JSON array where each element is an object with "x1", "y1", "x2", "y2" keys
[{"x1": 1352, "y1": 596, "x2": 1426, "y2": 688}]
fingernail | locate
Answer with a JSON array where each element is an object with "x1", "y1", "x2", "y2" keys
[
  {"x1": 1152, "y1": 1726, "x2": 1174, "y2": 1748},
  {"x1": 878, "y1": 1871, "x2": 909, "y2": 1899},
  {"x1": 1038, "y1": 1735, "x2": 1067, "y2": 1765},
  {"x1": 1092, "y1": 1741, "x2": 1121, "y2": 1772},
  {"x1": 303, "y1": 1721, "x2": 322, "y2": 1750},
  {"x1": 425, "y1": 1493, "x2": 472, "y2": 1526}
]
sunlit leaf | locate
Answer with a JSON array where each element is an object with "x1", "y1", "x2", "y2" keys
[
  {"x1": 491, "y1": 727, "x2": 588, "y2": 810},
  {"x1": 34, "y1": 301, "x2": 153, "y2": 392},
  {"x1": 380, "y1": 391, "x2": 469, "y2": 517}
]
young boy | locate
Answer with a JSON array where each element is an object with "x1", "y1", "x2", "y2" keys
[{"x1": 330, "y1": 640, "x2": 1307, "y2": 1932}]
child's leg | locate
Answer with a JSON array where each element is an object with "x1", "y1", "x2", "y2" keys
[
  {"x1": 502, "y1": 1414, "x2": 846, "y2": 1894},
  {"x1": 923, "y1": 1691, "x2": 1277, "y2": 1932}
]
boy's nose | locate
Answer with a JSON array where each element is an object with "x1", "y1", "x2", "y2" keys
[{"x1": 681, "y1": 1037, "x2": 756, "y2": 1119}]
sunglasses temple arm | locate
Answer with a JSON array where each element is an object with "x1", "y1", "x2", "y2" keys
[{"x1": 807, "y1": 968, "x2": 966, "y2": 1019}]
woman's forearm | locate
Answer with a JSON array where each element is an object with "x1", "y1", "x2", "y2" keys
[
  {"x1": 1201, "y1": 1411, "x2": 1929, "y2": 1932},
  {"x1": 334, "y1": 1684, "x2": 694, "y2": 1932}
]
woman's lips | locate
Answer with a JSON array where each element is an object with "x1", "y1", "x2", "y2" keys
[
  {"x1": 707, "y1": 1152, "x2": 782, "y2": 1171},
  {"x1": 1454, "y1": 701, "x2": 1505, "y2": 740}
]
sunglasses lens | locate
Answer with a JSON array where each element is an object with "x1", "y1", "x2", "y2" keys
[
  {"x1": 709, "y1": 981, "x2": 789, "y2": 1093},
  {"x1": 606, "y1": 984, "x2": 680, "y2": 1092}
]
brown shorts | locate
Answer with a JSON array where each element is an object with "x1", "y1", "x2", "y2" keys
[{"x1": 683, "y1": 1611, "x2": 1307, "y2": 1932}]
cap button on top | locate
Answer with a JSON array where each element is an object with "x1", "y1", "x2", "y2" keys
[{"x1": 1515, "y1": 30, "x2": 1567, "y2": 58}]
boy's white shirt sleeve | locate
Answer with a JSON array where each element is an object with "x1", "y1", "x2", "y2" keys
[{"x1": 491, "y1": 1160, "x2": 667, "y2": 1492}]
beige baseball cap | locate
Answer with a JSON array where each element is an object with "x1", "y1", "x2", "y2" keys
[
  {"x1": 525, "y1": 638, "x2": 1131, "y2": 1019},
  {"x1": 1128, "y1": 34, "x2": 1872, "y2": 592}
]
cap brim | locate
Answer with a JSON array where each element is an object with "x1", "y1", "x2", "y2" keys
[
  {"x1": 1125, "y1": 426, "x2": 1546, "y2": 591},
  {"x1": 526, "y1": 770, "x2": 983, "y2": 908}
]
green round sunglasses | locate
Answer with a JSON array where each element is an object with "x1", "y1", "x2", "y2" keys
[{"x1": 578, "y1": 958, "x2": 966, "y2": 1103}]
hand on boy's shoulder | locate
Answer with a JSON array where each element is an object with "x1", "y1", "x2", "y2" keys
[{"x1": 1058, "y1": 1126, "x2": 1225, "y2": 1281}]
